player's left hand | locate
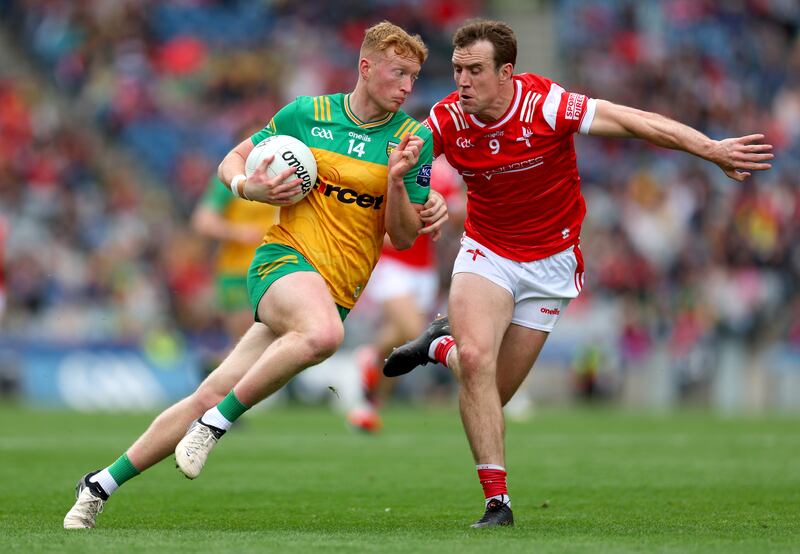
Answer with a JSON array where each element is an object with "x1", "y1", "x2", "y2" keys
[
  {"x1": 388, "y1": 134, "x2": 423, "y2": 182},
  {"x1": 419, "y1": 189, "x2": 448, "y2": 241},
  {"x1": 710, "y1": 134, "x2": 774, "y2": 181}
]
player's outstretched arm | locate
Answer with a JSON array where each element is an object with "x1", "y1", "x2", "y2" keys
[{"x1": 588, "y1": 100, "x2": 774, "y2": 181}]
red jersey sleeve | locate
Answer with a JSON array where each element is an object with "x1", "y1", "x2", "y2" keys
[{"x1": 519, "y1": 73, "x2": 596, "y2": 137}]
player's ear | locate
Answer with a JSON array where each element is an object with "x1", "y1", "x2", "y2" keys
[
  {"x1": 498, "y1": 63, "x2": 513, "y2": 84},
  {"x1": 359, "y1": 57, "x2": 371, "y2": 80}
]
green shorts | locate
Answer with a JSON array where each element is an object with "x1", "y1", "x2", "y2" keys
[
  {"x1": 247, "y1": 243, "x2": 350, "y2": 322},
  {"x1": 216, "y1": 274, "x2": 250, "y2": 311}
]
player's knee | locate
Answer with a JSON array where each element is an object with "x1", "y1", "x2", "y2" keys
[
  {"x1": 298, "y1": 323, "x2": 344, "y2": 364},
  {"x1": 457, "y1": 344, "x2": 495, "y2": 387},
  {"x1": 190, "y1": 384, "x2": 227, "y2": 413}
]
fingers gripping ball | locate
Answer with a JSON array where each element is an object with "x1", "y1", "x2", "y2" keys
[{"x1": 245, "y1": 135, "x2": 318, "y2": 204}]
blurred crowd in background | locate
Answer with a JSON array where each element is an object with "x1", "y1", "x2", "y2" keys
[
  {"x1": 0, "y1": 0, "x2": 482, "y2": 354},
  {"x1": 0, "y1": 0, "x2": 797, "y2": 405},
  {"x1": 556, "y1": 0, "x2": 799, "y2": 397}
]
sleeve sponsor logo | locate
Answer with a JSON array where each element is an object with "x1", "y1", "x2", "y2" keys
[
  {"x1": 416, "y1": 164, "x2": 432, "y2": 187},
  {"x1": 564, "y1": 93, "x2": 585, "y2": 121}
]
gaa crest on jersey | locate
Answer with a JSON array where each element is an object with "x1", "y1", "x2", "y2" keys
[
  {"x1": 416, "y1": 164, "x2": 432, "y2": 187},
  {"x1": 386, "y1": 140, "x2": 399, "y2": 157}
]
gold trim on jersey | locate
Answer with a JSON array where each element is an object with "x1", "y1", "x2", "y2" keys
[
  {"x1": 313, "y1": 96, "x2": 332, "y2": 122},
  {"x1": 394, "y1": 119, "x2": 421, "y2": 138},
  {"x1": 343, "y1": 94, "x2": 394, "y2": 128}
]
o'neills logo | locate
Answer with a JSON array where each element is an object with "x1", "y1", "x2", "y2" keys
[
  {"x1": 281, "y1": 150, "x2": 314, "y2": 194},
  {"x1": 540, "y1": 307, "x2": 560, "y2": 315}
]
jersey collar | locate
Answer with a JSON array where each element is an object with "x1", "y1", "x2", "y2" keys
[
  {"x1": 467, "y1": 79, "x2": 523, "y2": 130},
  {"x1": 343, "y1": 94, "x2": 395, "y2": 129}
]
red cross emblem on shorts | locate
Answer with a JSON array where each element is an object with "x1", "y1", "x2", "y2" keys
[{"x1": 466, "y1": 248, "x2": 486, "y2": 261}]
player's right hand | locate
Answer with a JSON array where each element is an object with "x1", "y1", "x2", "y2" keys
[
  {"x1": 388, "y1": 134, "x2": 423, "y2": 182},
  {"x1": 419, "y1": 189, "x2": 448, "y2": 241},
  {"x1": 243, "y1": 155, "x2": 304, "y2": 205},
  {"x1": 710, "y1": 134, "x2": 773, "y2": 182}
]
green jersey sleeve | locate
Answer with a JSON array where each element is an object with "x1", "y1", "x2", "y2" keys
[
  {"x1": 199, "y1": 176, "x2": 234, "y2": 213},
  {"x1": 251, "y1": 100, "x2": 300, "y2": 145},
  {"x1": 403, "y1": 127, "x2": 433, "y2": 205}
]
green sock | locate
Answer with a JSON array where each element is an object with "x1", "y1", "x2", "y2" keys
[
  {"x1": 108, "y1": 453, "x2": 140, "y2": 486},
  {"x1": 217, "y1": 390, "x2": 249, "y2": 423}
]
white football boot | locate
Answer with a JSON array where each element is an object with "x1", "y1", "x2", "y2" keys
[
  {"x1": 175, "y1": 419, "x2": 226, "y2": 479},
  {"x1": 63, "y1": 472, "x2": 108, "y2": 529}
]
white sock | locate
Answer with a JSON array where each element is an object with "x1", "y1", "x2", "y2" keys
[
  {"x1": 428, "y1": 335, "x2": 453, "y2": 361},
  {"x1": 486, "y1": 494, "x2": 511, "y2": 507},
  {"x1": 200, "y1": 406, "x2": 233, "y2": 431},
  {"x1": 89, "y1": 468, "x2": 119, "y2": 496}
]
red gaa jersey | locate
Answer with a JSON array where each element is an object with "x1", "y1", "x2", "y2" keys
[{"x1": 425, "y1": 73, "x2": 596, "y2": 262}]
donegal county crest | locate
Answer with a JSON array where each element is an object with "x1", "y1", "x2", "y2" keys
[{"x1": 386, "y1": 140, "x2": 399, "y2": 157}]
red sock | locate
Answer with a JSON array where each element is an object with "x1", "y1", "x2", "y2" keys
[
  {"x1": 477, "y1": 465, "x2": 508, "y2": 500},
  {"x1": 430, "y1": 336, "x2": 456, "y2": 367}
]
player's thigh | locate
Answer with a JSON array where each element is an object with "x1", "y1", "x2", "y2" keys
[
  {"x1": 248, "y1": 243, "x2": 345, "y2": 346},
  {"x1": 449, "y1": 272, "x2": 514, "y2": 370},
  {"x1": 258, "y1": 271, "x2": 344, "y2": 351},
  {"x1": 496, "y1": 323, "x2": 549, "y2": 405}
]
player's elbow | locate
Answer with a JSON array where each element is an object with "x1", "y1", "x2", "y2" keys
[{"x1": 387, "y1": 232, "x2": 415, "y2": 251}]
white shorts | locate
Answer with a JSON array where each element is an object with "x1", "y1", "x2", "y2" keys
[
  {"x1": 366, "y1": 257, "x2": 439, "y2": 313},
  {"x1": 452, "y1": 235, "x2": 585, "y2": 332}
]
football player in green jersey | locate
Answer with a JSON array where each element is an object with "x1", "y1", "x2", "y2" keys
[
  {"x1": 191, "y1": 174, "x2": 279, "y2": 344},
  {"x1": 64, "y1": 21, "x2": 448, "y2": 529}
]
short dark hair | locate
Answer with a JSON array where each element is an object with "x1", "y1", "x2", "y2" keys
[{"x1": 452, "y1": 19, "x2": 517, "y2": 70}]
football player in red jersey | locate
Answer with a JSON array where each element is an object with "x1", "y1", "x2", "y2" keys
[{"x1": 384, "y1": 19, "x2": 774, "y2": 528}]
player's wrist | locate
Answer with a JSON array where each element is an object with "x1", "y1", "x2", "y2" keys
[
  {"x1": 387, "y1": 173, "x2": 407, "y2": 188},
  {"x1": 230, "y1": 174, "x2": 250, "y2": 200}
]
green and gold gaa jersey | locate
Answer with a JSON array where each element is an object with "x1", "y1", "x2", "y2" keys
[
  {"x1": 250, "y1": 93, "x2": 432, "y2": 309},
  {"x1": 199, "y1": 176, "x2": 279, "y2": 275}
]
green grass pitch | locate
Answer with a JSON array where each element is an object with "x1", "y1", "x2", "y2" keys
[{"x1": 1, "y1": 404, "x2": 798, "y2": 553}]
